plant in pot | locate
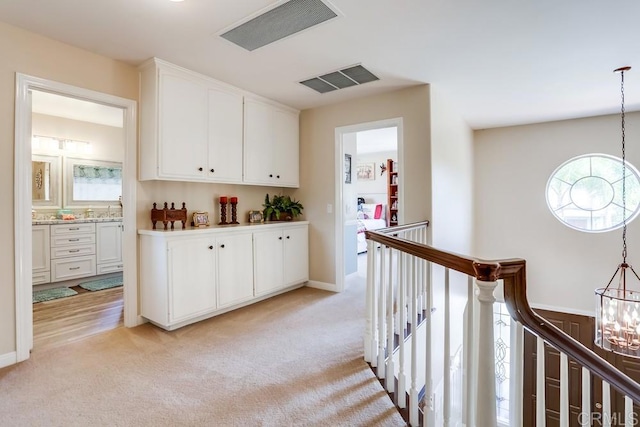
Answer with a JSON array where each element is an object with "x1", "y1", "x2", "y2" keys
[{"x1": 263, "y1": 194, "x2": 304, "y2": 221}]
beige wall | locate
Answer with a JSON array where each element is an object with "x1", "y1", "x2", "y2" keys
[
  {"x1": 297, "y1": 85, "x2": 432, "y2": 285},
  {"x1": 0, "y1": 21, "x2": 138, "y2": 356},
  {"x1": 474, "y1": 112, "x2": 640, "y2": 315}
]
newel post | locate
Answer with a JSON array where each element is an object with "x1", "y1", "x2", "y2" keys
[{"x1": 474, "y1": 262, "x2": 500, "y2": 427}]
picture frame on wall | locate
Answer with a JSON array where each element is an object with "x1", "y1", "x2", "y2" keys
[
  {"x1": 356, "y1": 163, "x2": 376, "y2": 181},
  {"x1": 345, "y1": 154, "x2": 352, "y2": 184}
]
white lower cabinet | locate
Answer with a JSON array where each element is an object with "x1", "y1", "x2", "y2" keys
[
  {"x1": 32, "y1": 225, "x2": 51, "y2": 285},
  {"x1": 139, "y1": 222, "x2": 308, "y2": 330},
  {"x1": 168, "y1": 237, "x2": 217, "y2": 322},
  {"x1": 50, "y1": 223, "x2": 96, "y2": 282},
  {"x1": 96, "y1": 221, "x2": 123, "y2": 274}
]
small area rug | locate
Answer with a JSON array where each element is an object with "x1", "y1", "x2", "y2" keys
[
  {"x1": 33, "y1": 287, "x2": 78, "y2": 303},
  {"x1": 78, "y1": 274, "x2": 123, "y2": 292}
]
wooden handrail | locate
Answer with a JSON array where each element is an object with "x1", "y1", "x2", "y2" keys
[{"x1": 365, "y1": 222, "x2": 640, "y2": 402}]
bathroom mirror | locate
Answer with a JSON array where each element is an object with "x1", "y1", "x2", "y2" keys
[
  {"x1": 64, "y1": 157, "x2": 122, "y2": 208},
  {"x1": 32, "y1": 154, "x2": 61, "y2": 208}
]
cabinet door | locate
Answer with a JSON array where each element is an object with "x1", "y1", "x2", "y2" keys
[
  {"x1": 273, "y1": 107, "x2": 299, "y2": 187},
  {"x1": 253, "y1": 229, "x2": 284, "y2": 296},
  {"x1": 207, "y1": 85, "x2": 243, "y2": 183},
  {"x1": 243, "y1": 98, "x2": 276, "y2": 185},
  {"x1": 217, "y1": 232, "x2": 254, "y2": 307},
  {"x1": 96, "y1": 222, "x2": 123, "y2": 265},
  {"x1": 158, "y1": 70, "x2": 209, "y2": 180},
  {"x1": 283, "y1": 225, "x2": 309, "y2": 286},
  {"x1": 167, "y1": 237, "x2": 216, "y2": 322},
  {"x1": 32, "y1": 225, "x2": 50, "y2": 273}
]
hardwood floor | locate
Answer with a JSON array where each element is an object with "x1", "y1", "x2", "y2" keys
[{"x1": 33, "y1": 286, "x2": 123, "y2": 352}]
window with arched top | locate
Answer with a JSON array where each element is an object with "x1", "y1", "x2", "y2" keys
[{"x1": 546, "y1": 154, "x2": 640, "y2": 232}]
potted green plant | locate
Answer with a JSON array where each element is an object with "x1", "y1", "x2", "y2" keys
[{"x1": 263, "y1": 194, "x2": 304, "y2": 221}]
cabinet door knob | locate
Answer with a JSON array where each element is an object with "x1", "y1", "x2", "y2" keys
[
  {"x1": 269, "y1": 174, "x2": 273, "y2": 178},
  {"x1": 220, "y1": 244, "x2": 225, "y2": 248},
  {"x1": 210, "y1": 168, "x2": 215, "y2": 173},
  {"x1": 198, "y1": 167, "x2": 204, "y2": 172},
  {"x1": 286, "y1": 236, "x2": 290, "y2": 239},
  {"x1": 278, "y1": 236, "x2": 282, "y2": 240},
  {"x1": 277, "y1": 175, "x2": 280, "y2": 179},
  {"x1": 208, "y1": 245, "x2": 213, "y2": 250}
]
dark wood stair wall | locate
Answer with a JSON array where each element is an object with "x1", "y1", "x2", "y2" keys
[{"x1": 524, "y1": 309, "x2": 640, "y2": 427}]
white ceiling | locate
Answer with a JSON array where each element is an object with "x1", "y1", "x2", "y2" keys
[
  {"x1": 32, "y1": 91, "x2": 124, "y2": 128},
  {"x1": 3, "y1": 0, "x2": 640, "y2": 129},
  {"x1": 357, "y1": 127, "x2": 397, "y2": 155}
]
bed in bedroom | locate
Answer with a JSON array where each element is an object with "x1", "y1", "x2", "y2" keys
[{"x1": 356, "y1": 202, "x2": 388, "y2": 253}]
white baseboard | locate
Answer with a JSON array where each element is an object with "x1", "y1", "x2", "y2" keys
[
  {"x1": 306, "y1": 281, "x2": 338, "y2": 292},
  {"x1": 531, "y1": 303, "x2": 595, "y2": 318},
  {"x1": 0, "y1": 351, "x2": 17, "y2": 369}
]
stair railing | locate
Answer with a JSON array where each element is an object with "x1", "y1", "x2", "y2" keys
[{"x1": 364, "y1": 221, "x2": 639, "y2": 426}]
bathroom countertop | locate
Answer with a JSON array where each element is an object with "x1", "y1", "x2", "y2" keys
[{"x1": 32, "y1": 217, "x2": 123, "y2": 225}]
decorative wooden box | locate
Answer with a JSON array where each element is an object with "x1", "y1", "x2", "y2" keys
[{"x1": 151, "y1": 202, "x2": 187, "y2": 230}]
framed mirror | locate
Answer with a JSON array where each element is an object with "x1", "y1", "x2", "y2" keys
[
  {"x1": 32, "y1": 154, "x2": 61, "y2": 209},
  {"x1": 64, "y1": 157, "x2": 122, "y2": 208}
]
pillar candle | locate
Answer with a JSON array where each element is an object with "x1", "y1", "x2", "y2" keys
[
  {"x1": 219, "y1": 196, "x2": 227, "y2": 204},
  {"x1": 230, "y1": 197, "x2": 238, "y2": 204}
]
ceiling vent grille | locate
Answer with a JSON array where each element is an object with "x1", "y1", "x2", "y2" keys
[
  {"x1": 300, "y1": 65, "x2": 379, "y2": 94},
  {"x1": 220, "y1": 0, "x2": 338, "y2": 51}
]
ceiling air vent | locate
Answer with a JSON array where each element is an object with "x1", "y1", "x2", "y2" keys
[
  {"x1": 220, "y1": 0, "x2": 338, "y2": 51},
  {"x1": 300, "y1": 65, "x2": 379, "y2": 94}
]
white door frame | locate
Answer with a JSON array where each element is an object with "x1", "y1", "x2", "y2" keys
[
  {"x1": 334, "y1": 117, "x2": 403, "y2": 292},
  {"x1": 14, "y1": 74, "x2": 139, "y2": 362}
]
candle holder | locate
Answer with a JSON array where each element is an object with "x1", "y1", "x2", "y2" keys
[
  {"x1": 230, "y1": 198, "x2": 239, "y2": 224},
  {"x1": 218, "y1": 201, "x2": 228, "y2": 225}
]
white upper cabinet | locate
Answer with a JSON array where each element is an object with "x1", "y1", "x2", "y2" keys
[
  {"x1": 139, "y1": 58, "x2": 244, "y2": 183},
  {"x1": 139, "y1": 58, "x2": 298, "y2": 187},
  {"x1": 243, "y1": 97, "x2": 300, "y2": 188}
]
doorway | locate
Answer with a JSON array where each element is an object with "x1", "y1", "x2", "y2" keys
[
  {"x1": 334, "y1": 118, "x2": 403, "y2": 292},
  {"x1": 14, "y1": 74, "x2": 138, "y2": 362}
]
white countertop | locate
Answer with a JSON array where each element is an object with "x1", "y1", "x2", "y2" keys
[
  {"x1": 33, "y1": 217, "x2": 123, "y2": 225},
  {"x1": 138, "y1": 220, "x2": 309, "y2": 236}
]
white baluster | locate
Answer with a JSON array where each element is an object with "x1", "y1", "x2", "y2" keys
[
  {"x1": 366, "y1": 239, "x2": 377, "y2": 365},
  {"x1": 581, "y1": 367, "x2": 590, "y2": 427},
  {"x1": 476, "y1": 279, "x2": 498, "y2": 427},
  {"x1": 602, "y1": 381, "x2": 611, "y2": 427},
  {"x1": 409, "y1": 255, "x2": 419, "y2": 426},
  {"x1": 444, "y1": 268, "x2": 452, "y2": 427},
  {"x1": 464, "y1": 276, "x2": 476, "y2": 427},
  {"x1": 377, "y1": 245, "x2": 386, "y2": 378},
  {"x1": 536, "y1": 337, "x2": 545, "y2": 427},
  {"x1": 398, "y1": 252, "x2": 407, "y2": 409},
  {"x1": 560, "y1": 353, "x2": 569, "y2": 427},
  {"x1": 386, "y1": 246, "x2": 395, "y2": 393},
  {"x1": 423, "y1": 260, "x2": 435, "y2": 426},
  {"x1": 625, "y1": 396, "x2": 633, "y2": 427},
  {"x1": 510, "y1": 321, "x2": 524, "y2": 427}
]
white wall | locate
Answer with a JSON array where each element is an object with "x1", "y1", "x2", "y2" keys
[
  {"x1": 356, "y1": 150, "x2": 396, "y2": 205},
  {"x1": 474, "y1": 112, "x2": 640, "y2": 315},
  {"x1": 429, "y1": 86, "x2": 474, "y2": 399}
]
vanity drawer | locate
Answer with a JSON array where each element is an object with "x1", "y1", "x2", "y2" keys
[
  {"x1": 97, "y1": 261, "x2": 124, "y2": 275},
  {"x1": 51, "y1": 244, "x2": 96, "y2": 259},
  {"x1": 32, "y1": 271, "x2": 51, "y2": 286},
  {"x1": 51, "y1": 223, "x2": 95, "y2": 236},
  {"x1": 51, "y1": 255, "x2": 96, "y2": 282},
  {"x1": 51, "y1": 233, "x2": 96, "y2": 247}
]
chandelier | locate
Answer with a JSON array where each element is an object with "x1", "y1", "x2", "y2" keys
[{"x1": 595, "y1": 66, "x2": 640, "y2": 358}]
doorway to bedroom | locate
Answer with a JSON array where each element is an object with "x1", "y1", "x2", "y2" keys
[{"x1": 335, "y1": 118, "x2": 402, "y2": 293}]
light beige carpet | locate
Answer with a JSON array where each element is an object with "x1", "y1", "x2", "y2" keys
[{"x1": 0, "y1": 278, "x2": 404, "y2": 426}]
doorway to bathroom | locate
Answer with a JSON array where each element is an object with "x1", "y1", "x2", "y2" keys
[{"x1": 14, "y1": 75, "x2": 138, "y2": 362}]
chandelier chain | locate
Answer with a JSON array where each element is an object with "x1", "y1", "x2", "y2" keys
[{"x1": 621, "y1": 69, "x2": 627, "y2": 263}]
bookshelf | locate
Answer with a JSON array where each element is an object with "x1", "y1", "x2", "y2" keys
[{"x1": 387, "y1": 158, "x2": 398, "y2": 226}]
